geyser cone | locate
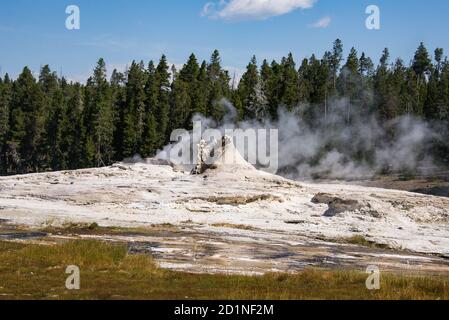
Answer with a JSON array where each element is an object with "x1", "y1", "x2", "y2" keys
[{"x1": 191, "y1": 135, "x2": 256, "y2": 175}]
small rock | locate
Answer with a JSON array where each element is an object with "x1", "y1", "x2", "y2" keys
[
  {"x1": 311, "y1": 193, "x2": 335, "y2": 204},
  {"x1": 284, "y1": 220, "x2": 306, "y2": 225},
  {"x1": 312, "y1": 193, "x2": 364, "y2": 217}
]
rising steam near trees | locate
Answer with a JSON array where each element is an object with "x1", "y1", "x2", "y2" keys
[
  {"x1": 0, "y1": 40, "x2": 448, "y2": 179},
  {"x1": 157, "y1": 97, "x2": 440, "y2": 180}
]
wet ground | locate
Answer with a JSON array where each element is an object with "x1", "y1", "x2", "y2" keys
[
  {"x1": 2, "y1": 221, "x2": 448, "y2": 276},
  {"x1": 128, "y1": 228, "x2": 449, "y2": 275}
]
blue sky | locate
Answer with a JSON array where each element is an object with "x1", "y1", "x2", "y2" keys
[{"x1": 0, "y1": 0, "x2": 448, "y2": 82}]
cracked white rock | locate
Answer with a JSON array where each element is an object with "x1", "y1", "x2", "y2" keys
[{"x1": 0, "y1": 141, "x2": 449, "y2": 257}]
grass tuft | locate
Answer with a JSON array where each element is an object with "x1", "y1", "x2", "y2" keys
[{"x1": 341, "y1": 235, "x2": 391, "y2": 249}]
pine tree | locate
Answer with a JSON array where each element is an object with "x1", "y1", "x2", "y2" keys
[
  {"x1": 170, "y1": 71, "x2": 191, "y2": 132},
  {"x1": 38, "y1": 65, "x2": 58, "y2": 121},
  {"x1": 122, "y1": 61, "x2": 147, "y2": 157},
  {"x1": 238, "y1": 56, "x2": 267, "y2": 120},
  {"x1": 425, "y1": 68, "x2": 439, "y2": 120},
  {"x1": 207, "y1": 50, "x2": 222, "y2": 83},
  {"x1": 412, "y1": 43, "x2": 432, "y2": 80},
  {"x1": 110, "y1": 69, "x2": 126, "y2": 160},
  {"x1": 374, "y1": 48, "x2": 395, "y2": 120},
  {"x1": 298, "y1": 58, "x2": 311, "y2": 104},
  {"x1": 39, "y1": 65, "x2": 58, "y2": 95},
  {"x1": 359, "y1": 52, "x2": 374, "y2": 76},
  {"x1": 425, "y1": 49, "x2": 446, "y2": 120},
  {"x1": 9, "y1": 67, "x2": 45, "y2": 173},
  {"x1": 330, "y1": 39, "x2": 344, "y2": 91},
  {"x1": 83, "y1": 59, "x2": 114, "y2": 167},
  {"x1": 412, "y1": 43, "x2": 432, "y2": 114},
  {"x1": 389, "y1": 59, "x2": 407, "y2": 115},
  {"x1": 434, "y1": 48, "x2": 444, "y2": 75},
  {"x1": 322, "y1": 51, "x2": 334, "y2": 117},
  {"x1": 438, "y1": 58, "x2": 449, "y2": 119},
  {"x1": 0, "y1": 74, "x2": 11, "y2": 173},
  {"x1": 310, "y1": 55, "x2": 329, "y2": 105},
  {"x1": 280, "y1": 53, "x2": 299, "y2": 110},
  {"x1": 180, "y1": 54, "x2": 200, "y2": 84},
  {"x1": 266, "y1": 60, "x2": 283, "y2": 119},
  {"x1": 154, "y1": 55, "x2": 171, "y2": 148},
  {"x1": 206, "y1": 50, "x2": 231, "y2": 122},
  {"x1": 345, "y1": 47, "x2": 359, "y2": 74},
  {"x1": 404, "y1": 67, "x2": 419, "y2": 115},
  {"x1": 193, "y1": 61, "x2": 208, "y2": 117},
  {"x1": 62, "y1": 83, "x2": 84, "y2": 169},
  {"x1": 358, "y1": 52, "x2": 375, "y2": 113},
  {"x1": 140, "y1": 61, "x2": 158, "y2": 157},
  {"x1": 45, "y1": 87, "x2": 66, "y2": 170},
  {"x1": 338, "y1": 47, "x2": 360, "y2": 113},
  {"x1": 178, "y1": 54, "x2": 200, "y2": 126}
]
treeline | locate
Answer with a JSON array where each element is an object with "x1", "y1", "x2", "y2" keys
[{"x1": 0, "y1": 40, "x2": 449, "y2": 175}]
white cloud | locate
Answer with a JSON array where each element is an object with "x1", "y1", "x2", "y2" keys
[
  {"x1": 201, "y1": 2, "x2": 216, "y2": 17},
  {"x1": 202, "y1": 0, "x2": 317, "y2": 21},
  {"x1": 309, "y1": 15, "x2": 331, "y2": 28}
]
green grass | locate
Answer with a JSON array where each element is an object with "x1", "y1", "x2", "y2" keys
[
  {"x1": 0, "y1": 240, "x2": 448, "y2": 300},
  {"x1": 340, "y1": 235, "x2": 391, "y2": 250}
]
